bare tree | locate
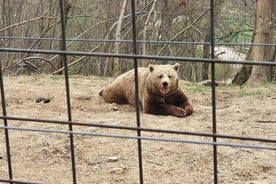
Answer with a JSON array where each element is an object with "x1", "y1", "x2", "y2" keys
[{"x1": 113, "y1": 0, "x2": 128, "y2": 76}]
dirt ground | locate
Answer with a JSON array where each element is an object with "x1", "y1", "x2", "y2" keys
[{"x1": 0, "y1": 75, "x2": 275, "y2": 184}]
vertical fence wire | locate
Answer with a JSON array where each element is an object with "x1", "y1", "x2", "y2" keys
[
  {"x1": 130, "y1": 0, "x2": 144, "y2": 183},
  {"x1": 0, "y1": 59, "x2": 13, "y2": 182},
  {"x1": 210, "y1": 0, "x2": 218, "y2": 183},
  {"x1": 58, "y1": 0, "x2": 77, "y2": 183}
]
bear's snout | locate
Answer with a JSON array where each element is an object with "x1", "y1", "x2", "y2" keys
[{"x1": 162, "y1": 81, "x2": 168, "y2": 88}]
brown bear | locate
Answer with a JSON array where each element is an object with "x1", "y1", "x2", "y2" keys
[{"x1": 99, "y1": 63, "x2": 193, "y2": 117}]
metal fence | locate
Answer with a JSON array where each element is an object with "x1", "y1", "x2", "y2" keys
[{"x1": 0, "y1": 0, "x2": 275, "y2": 184}]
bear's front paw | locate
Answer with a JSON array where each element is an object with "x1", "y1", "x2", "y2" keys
[{"x1": 174, "y1": 107, "x2": 187, "y2": 117}]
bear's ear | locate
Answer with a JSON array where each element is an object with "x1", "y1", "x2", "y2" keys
[
  {"x1": 172, "y1": 63, "x2": 180, "y2": 72},
  {"x1": 149, "y1": 65, "x2": 155, "y2": 72}
]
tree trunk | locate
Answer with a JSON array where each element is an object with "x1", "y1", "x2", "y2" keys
[
  {"x1": 247, "y1": 0, "x2": 274, "y2": 83},
  {"x1": 56, "y1": 0, "x2": 71, "y2": 75},
  {"x1": 232, "y1": 46, "x2": 254, "y2": 85},
  {"x1": 202, "y1": 34, "x2": 210, "y2": 81},
  {"x1": 201, "y1": 0, "x2": 224, "y2": 81},
  {"x1": 113, "y1": 0, "x2": 128, "y2": 76},
  {"x1": 232, "y1": 0, "x2": 275, "y2": 84}
]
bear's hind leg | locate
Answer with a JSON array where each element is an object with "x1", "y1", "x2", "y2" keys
[{"x1": 99, "y1": 88, "x2": 128, "y2": 104}]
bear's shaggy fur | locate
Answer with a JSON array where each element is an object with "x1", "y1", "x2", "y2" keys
[{"x1": 99, "y1": 63, "x2": 193, "y2": 117}]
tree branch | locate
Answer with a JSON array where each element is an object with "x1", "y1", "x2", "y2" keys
[
  {"x1": 51, "y1": 46, "x2": 101, "y2": 75},
  {"x1": 0, "y1": 13, "x2": 52, "y2": 32}
]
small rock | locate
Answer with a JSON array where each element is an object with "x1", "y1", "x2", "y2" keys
[
  {"x1": 43, "y1": 98, "x2": 51, "y2": 103},
  {"x1": 106, "y1": 156, "x2": 119, "y2": 162},
  {"x1": 35, "y1": 97, "x2": 51, "y2": 104},
  {"x1": 112, "y1": 106, "x2": 118, "y2": 111},
  {"x1": 35, "y1": 98, "x2": 43, "y2": 103},
  {"x1": 110, "y1": 167, "x2": 126, "y2": 174}
]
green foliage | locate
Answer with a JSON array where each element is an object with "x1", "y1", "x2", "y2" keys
[
  {"x1": 238, "y1": 91, "x2": 262, "y2": 96},
  {"x1": 261, "y1": 81, "x2": 276, "y2": 86},
  {"x1": 183, "y1": 83, "x2": 212, "y2": 93},
  {"x1": 216, "y1": 1, "x2": 255, "y2": 43},
  {"x1": 50, "y1": 75, "x2": 64, "y2": 81}
]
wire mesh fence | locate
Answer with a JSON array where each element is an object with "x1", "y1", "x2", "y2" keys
[{"x1": 0, "y1": 0, "x2": 276, "y2": 184}]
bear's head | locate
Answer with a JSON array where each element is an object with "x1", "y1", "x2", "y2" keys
[{"x1": 147, "y1": 63, "x2": 180, "y2": 97}]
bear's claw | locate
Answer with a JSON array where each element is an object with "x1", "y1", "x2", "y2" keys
[{"x1": 174, "y1": 107, "x2": 187, "y2": 117}]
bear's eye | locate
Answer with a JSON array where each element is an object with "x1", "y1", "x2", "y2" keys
[
  {"x1": 168, "y1": 75, "x2": 171, "y2": 78},
  {"x1": 158, "y1": 75, "x2": 163, "y2": 78}
]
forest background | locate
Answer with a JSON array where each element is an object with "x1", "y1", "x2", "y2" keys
[{"x1": 0, "y1": 0, "x2": 275, "y2": 84}]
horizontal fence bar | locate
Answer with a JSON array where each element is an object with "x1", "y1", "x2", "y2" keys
[
  {"x1": 1, "y1": 36, "x2": 276, "y2": 47},
  {"x1": 0, "y1": 48, "x2": 276, "y2": 66},
  {"x1": 1, "y1": 116, "x2": 275, "y2": 144},
  {"x1": 0, "y1": 125, "x2": 275, "y2": 151},
  {"x1": 0, "y1": 179, "x2": 41, "y2": 184}
]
